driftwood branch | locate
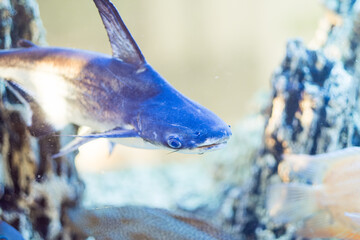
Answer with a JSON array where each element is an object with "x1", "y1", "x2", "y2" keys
[{"x1": 0, "y1": 0, "x2": 46, "y2": 49}]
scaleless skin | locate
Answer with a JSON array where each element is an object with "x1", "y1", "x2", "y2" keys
[
  {"x1": 0, "y1": 0, "x2": 232, "y2": 156},
  {"x1": 0, "y1": 221, "x2": 24, "y2": 240}
]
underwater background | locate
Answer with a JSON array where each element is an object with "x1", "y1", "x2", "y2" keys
[{"x1": 4, "y1": 0, "x2": 352, "y2": 239}]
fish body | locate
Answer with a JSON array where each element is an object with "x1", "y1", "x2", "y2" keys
[
  {"x1": 66, "y1": 206, "x2": 236, "y2": 240},
  {"x1": 0, "y1": 220, "x2": 25, "y2": 240},
  {"x1": 267, "y1": 147, "x2": 360, "y2": 239},
  {"x1": 346, "y1": 212, "x2": 360, "y2": 226},
  {"x1": 0, "y1": 0, "x2": 231, "y2": 154}
]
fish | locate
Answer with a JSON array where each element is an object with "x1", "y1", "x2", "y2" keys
[
  {"x1": 0, "y1": 220, "x2": 25, "y2": 240},
  {"x1": 346, "y1": 212, "x2": 360, "y2": 226},
  {"x1": 66, "y1": 206, "x2": 236, "y2": 240},
  {"x1": 0, "y1": 0, "x2": 231, "y2": 156},
  {"x1": 266, "y1": 147, "x2": 360, "y2": 239}
]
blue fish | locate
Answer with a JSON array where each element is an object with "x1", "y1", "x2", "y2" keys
[
  {"x1": 0, "y1": 0, "x2": 231, "y2": 156},
  {"x1": 0, "y1": 221, "x2": 25, "y2": 240}
]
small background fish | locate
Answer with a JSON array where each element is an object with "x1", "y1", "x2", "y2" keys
[
  {"x1": 267, "y1": 147, "x2": 360, "y2": 239},
  {"x1": 66, "y1": 206, "x2": 236, "y2": 240}
]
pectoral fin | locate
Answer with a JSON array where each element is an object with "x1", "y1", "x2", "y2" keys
[
  {"x1": 93, "y1": 0, "x2": 145, "y2": 65},
  {"x1": 266, "y1": 183, "x2": 317, "y2": 224},
  {"x1": 108, "y1": 140, "x2": 116, "y2": 155},
  {"x1": 53, "y1": 127, "x2": 139, "y2": 158},
  {"x1": 72, "y1": 127, "x2": 139, "y2": 139},
  {"x1": 52, "y1": 137, "x2": 93, "y2": 159}
]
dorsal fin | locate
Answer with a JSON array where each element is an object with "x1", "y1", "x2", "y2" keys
[
  {"x1": 16, "y1": 39, "x2": 37, "y2": 48},
  {"x1": 93, "y1": 0, "x2": 145, "y2": 65}
]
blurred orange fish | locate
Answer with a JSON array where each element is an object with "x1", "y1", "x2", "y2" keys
[{"x1": 266, "y1": 147, "x2": 360, "y2": 239}]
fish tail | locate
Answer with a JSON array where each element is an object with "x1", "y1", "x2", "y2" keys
[{"x1": 266, "y1": 183, "x2": 318, "y2": 224}]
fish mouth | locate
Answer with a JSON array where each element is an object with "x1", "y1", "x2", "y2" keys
[
  {"x1": 197, "y1": 142, "x2": 226, "y2": 150},
  {"x1": 173, "y1": 138, "x2": 229, "y2": 154},
  {"x1": 194, "y1": 138, "x2": 229, "y2": 153}
]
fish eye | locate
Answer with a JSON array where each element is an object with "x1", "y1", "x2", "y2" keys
[{"x1": 167, "y1": 136, "x2": 182, "y2": 149}]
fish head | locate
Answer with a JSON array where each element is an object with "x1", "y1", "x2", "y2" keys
[{"x1": 134, "y1": 77, "x2": 232, "y2": 153}]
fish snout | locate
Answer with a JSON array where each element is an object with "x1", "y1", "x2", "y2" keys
[
  {"x1": 215, "y1": 122, "x2": 232, "y2": 140},
  {"x1": 195, "y1": 124, "x2": 232, "y2": 152}
]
